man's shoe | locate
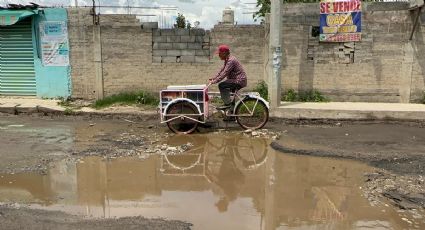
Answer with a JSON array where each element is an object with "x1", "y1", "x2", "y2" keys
[
  {"x1": 223, "y1": 116, "x2": 236, "y2": 122},
  {"x1": 216, "y1": 104, "x2": 231, "y2": 110}
]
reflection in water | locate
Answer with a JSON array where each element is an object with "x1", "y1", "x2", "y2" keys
[
  {"x1": 0, "y1": 174, "x2": 55, "y2": 204},
  {"x1": 0, "y1": 134, "x2": 423, "y2": 229},
  {"x1": 163, "y1": 135, "x2": 268, "y2": 215}
]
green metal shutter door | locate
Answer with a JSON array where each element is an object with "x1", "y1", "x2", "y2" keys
[{"x1": 0, "y1": 19, "x2": 36, "y2": 96}]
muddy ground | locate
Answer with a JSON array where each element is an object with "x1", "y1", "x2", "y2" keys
[
  {"x1": 270, "y1": 119, "x2": 425, "y2": 214},
  {"x1": 0, "y1": 204, "x2": 191, "y2": 230},
  {"x1": 0, "y1": 112, "x2": 425, "y2": 229},
  {"x1": 0, "y1": 113, "x2": 193, "y2": 229}
]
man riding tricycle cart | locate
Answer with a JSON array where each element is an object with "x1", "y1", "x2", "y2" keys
[{"x1": 159, "y1": 45, "x2": 269, "y2": 134}]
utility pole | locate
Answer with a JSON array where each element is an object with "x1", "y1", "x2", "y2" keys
[
  {"x1": 267, "y1": 0, "x2": 282, "y2": 109},
  {"x1": 92, "y1": 0, "x2": 104, "y2": 100}
]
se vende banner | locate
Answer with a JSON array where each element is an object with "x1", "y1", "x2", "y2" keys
[{"x1": 319, "y1": 0, "x2": 362, "y2": 42}]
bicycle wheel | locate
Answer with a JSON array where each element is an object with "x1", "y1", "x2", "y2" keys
[
  {"x1": 165, "y1": 101, "x2": 200, "y2": 134},
  {"x1": 235, "y1": 98, "x2": 269, "y2": 130},
  {"x1": 234, "y1": 138, "x2": 268, "y2": 170}
]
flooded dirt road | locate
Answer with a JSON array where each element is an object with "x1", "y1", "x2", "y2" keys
[{"x1": 0, "y1": 116, "x2": 424, "y2": 229}]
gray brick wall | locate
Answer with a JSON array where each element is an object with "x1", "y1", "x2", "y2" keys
[
  {"x1": 68, "y1": 9, "x2": 265, "y2": 99},
  {"x1": 68, "y1": 8, "x2": 96, "y2": 99},
  {"x1": 68, "y1": 4, "x2": 425, "y2": 103},
  {"x1": 280, "y1": 3, "x2": 423, "y2": 103},
  {"x1": 152, "y1": 28, "x2": 211, "y2": 63},
  {"x1": 410, "y1": 25, "x2": 425, "y2": 103}
]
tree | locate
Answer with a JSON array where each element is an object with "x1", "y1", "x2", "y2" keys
[
  {"x1": 175, "y1": 13, "x2": 186, "y2": 28},
  {"x1": 186, "y1": 21, "x2": 192, "y2": 29},
  {"x1": 253, "y1": 0, "x2": 271, "y2": 22}
]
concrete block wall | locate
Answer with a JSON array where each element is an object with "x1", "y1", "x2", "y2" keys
[
  {"x1": 68, "y1": 9, "x2": 266, "y2": 99},
  {"x1": 68, "y1": 5, "x2": 425, "y2": 103},
  {"x1": 152, "y1": 29, "x2": 210, "y2": 63},
  {"x1": 211, "y1": 24, "x2": 266, "y2": 88},
  {"x1": 67, "y1": 8, "x2": 96, "y2": 99},
  {"x1": 411, "y1": 23, "x2": 425, "y2": 102},
  {"x1": 100, "y1": 24, "x2": 265, "y2": 95},
  {"x1": 100, "y1": 25, "x2": 153, "y2": 96},
  {"x1": 212, "y1": 25, "x2": 265, "y2": 64},
  {"x1": 280, "y1": 3, "x2": 422, "y2": 103},
  {"x1": 99, "y1": 14, "x2": 140, "y2": 25}
]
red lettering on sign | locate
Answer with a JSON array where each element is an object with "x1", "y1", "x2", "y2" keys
[
  {"x1": 332, "y1": 2, "x2": 338, "y2": 13},
  {"x1": 322, "y1": 0, "x2": 361, "y2": 13},
  {"x1": 343, "y1": 2, "x2": 348, "y2": 12},
  {"x1": 320, "y1": 2, "x2": 327, "y2": 14}
]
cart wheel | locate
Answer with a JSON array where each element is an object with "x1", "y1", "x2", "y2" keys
[
  {"x1": 235, "y1": 98, "x2": 269, "y2": 130},
  {"x1": 165, "y1": 101, "x2": 200, "y2": 134}
]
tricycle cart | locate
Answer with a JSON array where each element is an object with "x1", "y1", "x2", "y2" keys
[{"x1": 159, "y1": 84, "x2": 269, "y2": 134}]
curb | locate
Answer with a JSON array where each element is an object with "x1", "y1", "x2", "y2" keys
[
  {"x1": 0, "y1": 106, "x2": 160, "y2": 121},
  {"x1": 271, "y1": 108, "x2": 425, "y2": 121},
  {"x1": 0, "y1": 106, "x2": 64, "y2": 115}
]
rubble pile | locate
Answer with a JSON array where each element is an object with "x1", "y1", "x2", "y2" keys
[
  {"x1": 362, "y1": 170, "x2": 425, "y2": 224},
  {"x1": 140, "y1": 143, "x2": 194, "y2": 158},
  {"x1": 242, "y1": 129, "x2": 281, "y2": 140}
]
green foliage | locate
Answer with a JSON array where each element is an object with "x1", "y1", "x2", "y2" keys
[
  {"x1": 175, "y1": 13, "x2": 186, "y2": 28},
  {"x1": 210, "y1": 96, "x2": 222, "y2": 104},
  {"x1": 238, "y1": 99, "x2": 267, "y2": 116},
  {"x1": 282, "y1": 89, "x2": 298, "y2": 102},
  {"x1": 299, "y1": 90, "x2": 329, "y2": 102},
  {"x1": 253, "y1": 80, "x2": 269, "y2": 101},
  {"x1": 63, "y1": 108, "x2": 74, "y2": 115},
  {"x1": 254, "y1": 0, "x2": 323, "y2": 21},
  {"x1": 93, "y1": 91, "x2": 159, "y2": 109},
  {"x1": 57, "y1": 97, "x2": 71, "y2": 107},
  {"x1": 253, "y1": 0, "x2": 271, "y2": 22},
  {"x1": 186, "y1": 21, "x2": 192, "y2": 29},
  {"x1": 282, "y1": 89, "x2": 329, "y2": 102},
  {"x1": 421, "y1": 92, "x2": 425, "y2": 104}
]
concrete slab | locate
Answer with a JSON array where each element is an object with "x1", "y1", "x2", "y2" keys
[
  {"x1": 0, "y1": 97, "x2": 64, "y2": 113},
  {"x1": 272, "y1": 102, "x2": 425, "y2": 120}
]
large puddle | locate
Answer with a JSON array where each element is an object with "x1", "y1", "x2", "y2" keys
[{"x1": 0, "y1": 134, "x2": 423, "y2": 229}]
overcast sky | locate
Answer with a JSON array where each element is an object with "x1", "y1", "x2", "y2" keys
[{"x1": 0, "y1": 0, "x2": 260, "y2": 28}]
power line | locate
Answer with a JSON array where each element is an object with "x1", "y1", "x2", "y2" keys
[{"x1": 82, "y1": 5, "x2": 178, "y2": 10}]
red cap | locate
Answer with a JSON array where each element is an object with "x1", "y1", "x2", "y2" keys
[{"x1": 214, "y1": 44, "x2": 230, "y2": 54}]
